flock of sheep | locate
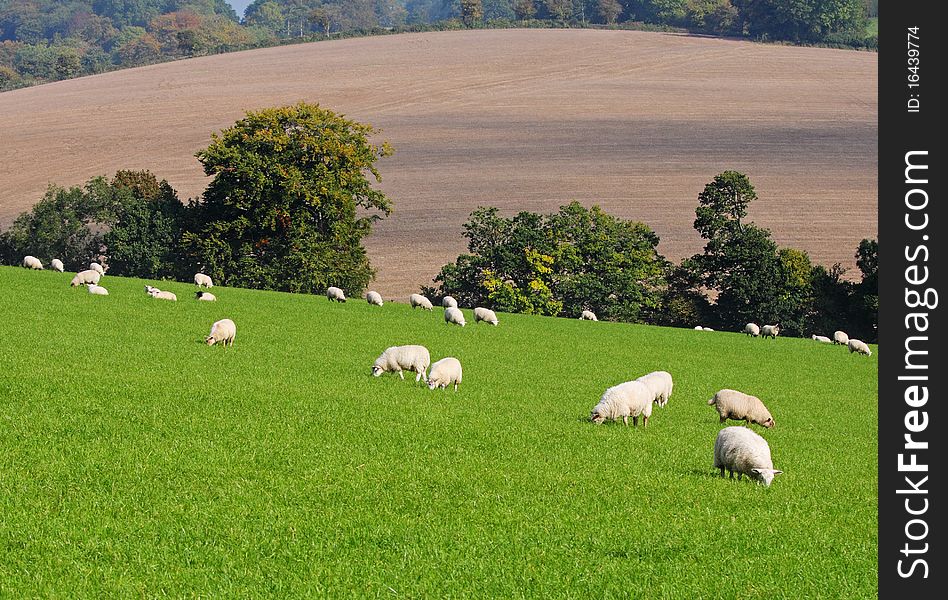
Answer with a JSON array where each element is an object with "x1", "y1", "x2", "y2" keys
[{"x1": 742, "y1": 321, "x2": 872, "y2": 356}]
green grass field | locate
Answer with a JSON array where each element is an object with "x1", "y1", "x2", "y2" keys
[{"x1": 0, "y1": 266, "x2": 878, "y2": 597}]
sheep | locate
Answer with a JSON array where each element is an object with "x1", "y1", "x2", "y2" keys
[
  {"x1": 410, "y1": 293, "x2": 433, "y2": 310},
  {"x1": 372, "y1": 345, "x2": 430, "y2": 382},
  {"x1": 811, "y1": 334, "x2": 832, "y2": 343},
  {"x1": 474, "y1": 307, "x2": 498, "y2": 326},
  {"x1": 194, "y1": 273, "x2": 214, "y2": 288},
  {"x1": 743, "y1": 323, "x2": 760, "y2": 337},
  {"x1": 195, "y1": 291, "x2": 216, "y2": 301},
  {"x1": 327, "y1": 286, "x2": 346, "y2": 302},
  {"x1": 148, "y1": 289, "x2": 177, "y2": 301},
  {"x1": 708, "y1": 389, "x2": 775, "y2": 429},
  {"x1": 206, "y1": 318, "x2": 236, "y2": 347},
  {"x1": 636, "y1": 370, "x2": 673, "y2": 407},
  {"x1": 87, "y1": 284, "x2": 109, "y2": 296},
  {"x1": 89, "y1": 262, "x2": 105, "y2": 275},
  {"x1": 761, "y1": 324, "x2": 780, "y2": 339},
  {"x1": 427, "y1": 357, "x2": 463, "y2": 391},
  {"x1": 442, "y1": 296, "x2": 458, "y2": 308},
  {"x1": 703, "y1": 327, "x2": 714, "y2": 332},
  {"x1": 444, "y1": 306, "x2": 466, "y2": 327},
  {"x1": 70, "y1": 269, "x2": 101, "y2": 286},
  {"x1": 22, "y1": 255, "x2": 43, "y2": 270},
  {"x1": 694, "y1": 325, "x2": 704, "y2": 330},
  {"x1": 833, "y1": 330, "x2": 850, "y2": 345},
  {"x1": 366, "y1": 291, "x2": 384, "y2": 306},
  {"x1": 580, "y1": 310, "x2": 598, "y2": 321},
  {"x1": 848, "y1": 339, "x2": 872, "y2": 356},
  {"x1": 590, "y1": 380, "x2": 655, "y2": 427},
  {"x1": 144, "y1": 285, "x2": 159, "y2": 294},
  {"x1": 51, "y1": 259, "x2": 64, "y2": 272},
  {"x1": 713, "y1": 426, "x2": 782, "y2": 486}
]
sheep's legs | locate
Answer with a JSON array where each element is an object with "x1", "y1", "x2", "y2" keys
[
  {"x1": 643, "y1": 415, "x2": 649, "y2": 428},
  {"x1": 623, "y1": 416, "x2": 629, "y2": 426},
  {"x1": 454, "y1": 383, "x2": 458, "y2": 391},
  {"x1": 720, "y1": 416, "x2": 726, "y2": 423},
  {"x1": 719, "y1": 467, "x2": 725, "y2": 478},
  {"x1": 632, "y1": 416, "x2": 638, "y2": 427},
  {"x1": 398, "y1": 371, "x2": 405, "y2": 380}
]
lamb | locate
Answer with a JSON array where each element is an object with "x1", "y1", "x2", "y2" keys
[
  {"x1": 708, "y1": 389, "x2": 775, "y2": 428},
  {"x1": 743, "y1": 323, "x2": 760, "y2": 337},
  {"x1": 848, "y1": 339, "x2": 872, "y2": 356},
  {"x1": 474, "y1": 307, "x2": 498, "y2": 326},
  {"x1": 372, "y1": 345, "x2": 430, "y2": 382},
  {"x1": 811, "y1": 334, "x2": 832, "y2": 343},
  {"x1": 51, "y1": 259, "x2": 64, "y2": 272},
  {"x1": 366, "y1": 291, "x2": 384, "y2": 306},
  {"x1": 195, "y1": 291, "x2": 216, "y2": 301},
  {"x1": 327, "y1": 286, "x2": 346, "y2": 302},
  {"x1": 580, "y1": 310, "x2": 598, "y2": 321},
  {"x1": 427, "y1": 357, "x2": 463, "y2": 391},
  {"x1": 89, "y1": 262, "x2": 105, "y2": 275},
  {"x1": 761, "y1": 324, "x2": 780, "y2": 339},
  {"x1": 442, "y1": 296, "x2": 458, "y2": 308},
  {"x1": 87, "y1": 284, "x2": 109, "y2": 296},
  {"x1": 194, "y1": 273, "x2": 214, "y2": 288},
  {"x1": 590, "y1": 380, "x2": 656, "y2": 427},
  {"x1": 70, "y1": 269, "x2": 101, "y2": 286},
  {"x1": 148, "y1": 289, "x2": 177, "y2": 301},
  {"x1": 206, "y1": 318, "x2": 236, "y2": 347},
  {"x1": 636, "y1": 371, "x2": 673, "y2": 407},
  {"x1": 22, "y1": 255, "x2": 43, "y2": 270},
  {"x1": 409, "y1": 293, "x2": 433, "y2": 310},
  {"x1": 833, "y1": 330, "x2": 850, "y2": 345},
  {"x1": 713, "y1": 426, "x2": 782, "y2": 486},
  {"x1": 444, "y1": 306, "x2": 466, "y2": 327}
]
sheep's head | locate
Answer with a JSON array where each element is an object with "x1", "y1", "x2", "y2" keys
[
  {"x1": 750, "y1": 468, "x2": 783, "y2": 487},
  {"x1": 205, "y1": 336, "x2": 217, "y2": 346},
  {"x1": 589, "y1": 408, "x2": 606, "y2": 424},
  {"x1": 760, "y1": 417, "x2": 775, "y2": 428},
  {"x1": 372, "y1": 365, "x2": 384, "y2": 377}
]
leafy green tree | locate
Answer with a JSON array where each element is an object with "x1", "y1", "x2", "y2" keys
[
  {"x1": 850, "y1": 237, "x2": 877, "y2": 340},
  {"x1": 460, "y1": 0, "x2": 484, "y2": 26},
  {"x1": 597, "y1": 0, "x2": 622, "y2": 24},
  {"x1": 513, "y1": 0, "x2": 537, "y2": 19},
  {"x1": 182, "y1": 102, "x2": 393, "y2": 295}
]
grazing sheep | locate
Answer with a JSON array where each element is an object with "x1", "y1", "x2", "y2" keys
[
  {"x1": 474, "y1": 307, "x2": 498, "y2": 326},
  {"x1": 194, "y1": 273, "x2": 214, "y2": 288},
  {"x1": 372, "y1": 345, "x2": 430, "y2": 382},
  {"x1": 87, "y1": 284, "x2": 109, "y2": 296},
  {"x1": 51, "y1": 259, "x2": 64, "y2": 272},
  {"x1": 148, "y1": 289, "x2": 177, "y2": 301},
  {"x1": 580, "y1": 310, "x2": 598, "y2": 321},
  {"x1": 761, "y1": 324, "x2": 780, "y2": 339},
  {"x1": 442, "y1": 296, "x2": 458, "y2": 308},
  {"x1": 70, "y1": 269, "x2": 101, "y2": 286},
  {"x1": 195, "y1": 291, "x2": 216, "y2": 301},
  {"x1": 743, "y1": 323, "x2": 760, "y2": 337},
  {"x1": 590, "y1": 380, "x2": 655, "y2": 427},
  {"x1": 833, "y1": 330, "x2": 850, "y2": 345},
  {"x1": 444, "y1": 306, "x2": 466, "y2": 327},
  {"x1": 206, "y1": 318, "x2": 236, "y2": 347},
  {"x1": 366, "y1": 291, "x2": 384, "y2": 306},
  {"x1": 327, "y1": 286, "x2": 346, "y2": 302},
  {"x1": 708, "y1": 389, "x2": 775, "y2": 428},
  {"x1": 144, "y1": 285, "x2": 159, "y2": 294},
  {"x1": 410, "y1": 293, "x2": 433, "y2": 310},
  {"x1": 22, "y1": 255, "x2": 43, "y2": 270},
  {"x1": 713, "y1": 426, "x2": 782, "y2": 486},
  {"x1": 811, "y1": 334, "x2": 832, "y2": 343},
  {"x1": 89, "y1": 262, "x2": 105, "y2": 275},
  {"x1": 694, "y1": 325, "x2": 704, "y2": 330},
  {"x1": 848, "y1": 339, "x2": 872, "y2": 356},
  {"x1": 427, "y1": 357, "x2": 463, "y2": 391},
  {"x1": 703, "y1": 327, "x2": 714, "y2": 331},
  {"x1": 637, "y1": 371, "x2": 673, "y2": 407}
]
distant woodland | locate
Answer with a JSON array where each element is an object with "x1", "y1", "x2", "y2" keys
[{"x1": 1, "y1": 0, "x2": 877, "y2": 91}]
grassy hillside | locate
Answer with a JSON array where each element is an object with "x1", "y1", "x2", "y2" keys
[{"x1": 0, "y1": 266, "x2": 878, "y2": 596}]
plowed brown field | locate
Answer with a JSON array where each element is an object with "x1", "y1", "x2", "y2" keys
[{"x1": 0, "y1": 29, "x2": 876, "y2": 296}]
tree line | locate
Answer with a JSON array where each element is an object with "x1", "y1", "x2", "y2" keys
[{"x1": 1, "y1": 0, "x2": 876, "y2": 91}]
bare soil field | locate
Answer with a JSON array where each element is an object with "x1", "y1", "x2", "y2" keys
[{"x1": 0, "y1": 29, "x2": 876, "y2": 296}]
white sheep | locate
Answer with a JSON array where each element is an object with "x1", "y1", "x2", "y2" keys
[
  {"x1": 427, "y1": 357, "x2": 463, "y2": 391},
  {"x1": 206, "y1": 318, "x2": 236, "y2": 347},
  {"x1": 590, "y1": 380, "x2": 656, "y2": 427},
  {"x1": 474, "y1": 307, "x2": 498, "y2": 326},
  {"x1": 144, "y1": 285, "x2": 159, "y2": 294},
  {"x1": 636, "y1": 371, "x2": 673, "y2": 407},
  {"x1": 694, "y1": 325, "x2": 704, "y2": 330},
  {"x1": 708, "y1": 389, "x2": 775, "y2": 428},
  {"x1": 70, "y1": 269, "x2": 101, "y2": 286},
  {"x1": 743, "y1": 323, "x2": 760, "y2": 337},
  {"x1": 148, "y1": 289, "x2": 177, "y2": 301},
  {"x1": 848, "y1": 339, "x2": 872, "y2": 356},
  {"x1": 761, "y1": 324, "x2": 780, "y2": 339},
  {"x1": 580, "y1": 310, "x2": 598, "y2": 321},
  {"x1": 51, "y1": 258, "x2": 64, "y2": 272},
  {"x1": 366, "y1": 291, "x2": 384, "y2": 306},
  {"x1": 327, "y1": 286, "x2": 346, "y2": 302},
  {"x1": 703, "y1": 327, "x2": 714, "y2": 331},
  {"x1": 89, "y1": 262, "x2": 105, "y2": 275},
  {"x1": 442, "y1": 296, "x2": 458, "y2": 308},
  {"x1": 444, "y1": 306, "x2": 466, "y2": 327},
  {"x1": 410, "y1": 293, "x2": 433, "y2": 310},
  {"x1": 194, "y1": 273, "x2": 214, "y2": 288},
  {"x1": 195, "y1": 291, "x2": 216, "y2": 301},
  {"x1": 22, "y1": 255, "x2": 43, "y2": 270},
  {"x1": 87, "y1": 284, "x2": 109, "y2": 296},
  {"x1": 833, "y1": 330, "x2": 849, "y2": 345},
  {"x1": 811, "y1": 334, "x2": 832, "y2": 343},
  {"x1": 713, "y1": 426, "x2": 782, "y2": 486},
  {"x1": 372, "y1": 345, "x2": 430, "y2": 382}
]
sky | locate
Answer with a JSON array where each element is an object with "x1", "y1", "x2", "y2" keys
[{"x1": 226, "y1": 1, "x2": 253, "y2": 19}]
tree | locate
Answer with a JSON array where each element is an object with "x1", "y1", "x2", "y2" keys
[
  {"x1": 513, "y1": 0, "x2": 537, "y2": 19},
  {"x1": 851, "y1": 238, "x2": 877, "y2": 341},
  {"x1": 597, "y1": 0, "x2": 622, "y2": 24},
  {"x1": 460, "y1": 0, "x2": 485, "y2": 27},
  {"x1": 182, "y1": 102, "x2": 393, "y2": 295}
]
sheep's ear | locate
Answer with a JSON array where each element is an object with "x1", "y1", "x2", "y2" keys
[
  {"x1": 773, "y1": 470, "x2": 783, "y2": 475},
  {"x1": 751, "y1": 468, "x2": 762, "y2": 476}
]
